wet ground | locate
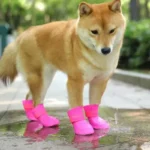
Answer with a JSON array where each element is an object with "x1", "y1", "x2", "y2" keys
[
  {"x1": 0, "y1": 108, "x2": 150, "y2": 150},
  {"x1": 0, "y1": 72, "x2": 150, "y2": 150}
]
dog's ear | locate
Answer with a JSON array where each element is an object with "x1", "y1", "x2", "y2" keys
[
  {"x1": 109, "y1": 0, "x2": 121, "y2": 12},
  {"x1": 79, "y1": 2, "x2": 93, "y2": 17}
]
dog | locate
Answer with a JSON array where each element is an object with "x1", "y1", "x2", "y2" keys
[{"x1": 0, "y1": 0, "x2": 126, "y2": 135}]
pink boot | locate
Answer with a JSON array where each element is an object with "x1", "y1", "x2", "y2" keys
[
  {"x1": 68, "y1": 106, "x2": 94, "y2": 135},
  {"x1": 84, "y1": 104, "x2": 110, "y2": 129},
  {"x1": 32, "y1": 104, "x2": 60, "y2": 127},
  {"x1": 22, "y1": 100, "x2": 37, "y2": 121}
]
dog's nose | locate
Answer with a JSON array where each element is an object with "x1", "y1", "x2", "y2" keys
[{"x1": 101, "y1": 47, "x2": 111, "y2": 55}]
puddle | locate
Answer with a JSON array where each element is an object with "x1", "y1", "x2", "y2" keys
[{"x1": 0, "y1": 108, "x2": 150, "y2": 150}]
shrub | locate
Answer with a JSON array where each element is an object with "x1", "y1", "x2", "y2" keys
[{"x1": 119, "y1": 20, "x2": 150, "y2": 69}]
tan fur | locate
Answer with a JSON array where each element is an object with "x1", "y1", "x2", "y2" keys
[
  {"x1": 0, "y1": 42, "x2": 18, "y2": 85},
  {"x1": 0, "y1": 0, "x2": 126, "y2": 107}
]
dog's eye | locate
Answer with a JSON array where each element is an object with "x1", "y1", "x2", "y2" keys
[
  {"x1": 91, "y1": 30, "x2": 98, "y2": 35},
  {"x1": 109, "y1": 29, "x2": 115, "y2": 34}
]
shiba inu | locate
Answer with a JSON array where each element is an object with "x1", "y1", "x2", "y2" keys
[{"x1": 0, "y1": 0, "x2": 126, "y2": 135}]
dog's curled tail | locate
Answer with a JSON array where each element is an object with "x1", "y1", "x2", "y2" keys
[{"x1": 0, "y1": 42, "x2": 18, "y2": 86}]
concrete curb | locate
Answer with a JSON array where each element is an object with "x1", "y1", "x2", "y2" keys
[{"x1": 113, "y1": 69, "x2": 150, "y2": 89}]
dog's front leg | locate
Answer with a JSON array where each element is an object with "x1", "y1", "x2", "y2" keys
[
  {"x1": 89, "y1": 77, "x2": 109, "y2": 105},
  {"x1": 67, "y1": 76, "x2": 94, "y2": 135},
  {"x1": 67, "y1": 77, "x2": 84, "y2": 108},
  {"x1": 83, "y1": 77, "x2": 110, "y2": 130}
]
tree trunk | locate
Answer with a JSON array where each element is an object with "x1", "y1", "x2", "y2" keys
[
  {"x1": 129, "y1": 0, "x2": 141, "y2": 21},
  {"x1": 31, "y1": 0, "x2": 36, "y2": 25},
  {"x1": 0, "y1": 3, "x2": 4, "y2": 22},
  {"x1": 144, "y1": 0, "x2": 150, "y2": 18}
]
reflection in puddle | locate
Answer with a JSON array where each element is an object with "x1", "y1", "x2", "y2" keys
[
  {"x1": 1, "y1": 108, "x2": 150, "y2": 149},
  {"x1": 23, "y1": 121, "x2": 109, "y2": 148},
  {"x1": 24, "y1": 121, "x2": 59, "y2": 142},
  {"x1": 73, "y1": 128, "x2": 109, "y2": 149}
]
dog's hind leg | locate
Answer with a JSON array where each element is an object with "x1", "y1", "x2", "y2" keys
[
  {"x1": 23, "y1": 63, "x2": 59, "y2": 127},
  {"x1": 25, "y1": 64, "x2": 56, "y2": 105},
  {"x1": 25, "y1": 64, "x2": 56, "y2": 106},
  {"x1": 26, "y1": 91, "x2": 32, "y2": 99}
]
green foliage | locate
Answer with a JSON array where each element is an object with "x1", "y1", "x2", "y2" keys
[
  {"x1": 44, "y1": 0, "x2": 109, "y2": 20},
  {"x1": 119, "y1": 20, "x2": 150, "y2": 69},
  {"x1": 0, "y1": 0, "x2": 149, "y2": 70},
  {"x1": 0, "y1": 0, "x2": 125, "y2": 28}
]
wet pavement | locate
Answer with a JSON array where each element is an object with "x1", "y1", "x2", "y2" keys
[
  {"x1": 1, "y1": 108, "x2": 150, "y2": 150},
  {"x1": 0, "y1": 72, "x2": 150, "y2": 150}
]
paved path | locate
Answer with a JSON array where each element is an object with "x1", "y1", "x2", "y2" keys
[
  {"x1": 0, "y1": 71, "x2": 150, "y2": 112},
  {"x1": 0, "y1": 72, "x2": 150, "y2": 150}
]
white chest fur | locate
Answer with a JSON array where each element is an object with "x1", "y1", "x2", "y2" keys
[
  {"x1": 78, "y1": 45, "x2": 120, "y2": 83},
  {"x1": 79, "y1": 60, "x2": 114, "y2": 83}
]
